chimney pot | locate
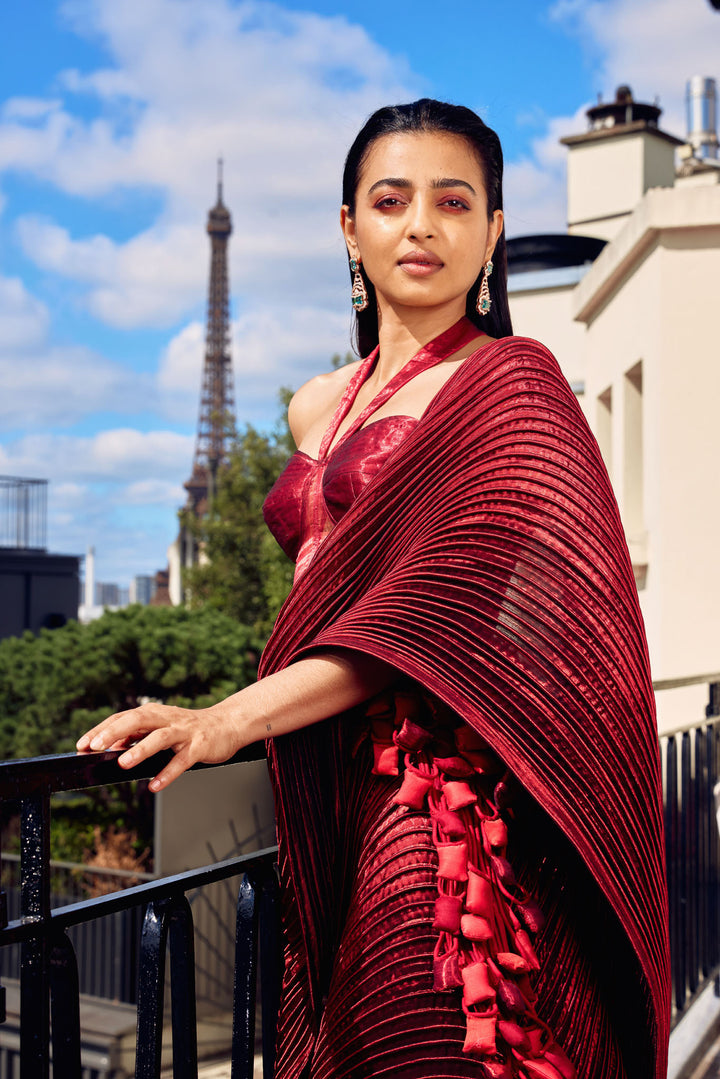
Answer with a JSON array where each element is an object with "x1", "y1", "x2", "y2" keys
[{"x1": 686, "y1": 76, "x2": 718, "y2": 161}]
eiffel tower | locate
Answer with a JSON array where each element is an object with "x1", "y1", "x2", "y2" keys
[
  {"x1": 184, "y1": 160, "x2": 236, "y2": 515},
  {"x1": 165, "y1": 164, "x2": 236, "y2": 605}
]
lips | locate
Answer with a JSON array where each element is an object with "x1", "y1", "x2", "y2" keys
[
  {"x1": 398, "y1": 250, "x2": 444, "y2": 278},
  {"x1": 398, "y1": 249, "x2": 443, "y2": 267}
]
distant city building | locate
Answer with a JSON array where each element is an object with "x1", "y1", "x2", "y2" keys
[
  {"x1": 95, "y1": 582, "x2": 121, "y2": 607},
  {"x1": 0, "y1": 476, "x2": 80, "y2": 640},
  {"x1": 79, "y1": 547, "x2": 130, "y2": 622},
  {"x1": 507, "y1": 78, "x2": 720, "y2": 730},
  {"x1": 149, "y1": 568, "x2": 171, "y2": 607},
  {"x1": 129, "y1": 575, "x2": 157, "y2": 606}
]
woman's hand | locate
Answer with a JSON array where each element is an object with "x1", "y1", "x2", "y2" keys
[{"x1": 76, "y1": 701, "x2": 247, "y2": 792}]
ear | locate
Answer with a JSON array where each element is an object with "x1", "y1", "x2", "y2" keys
[
  {"x1": 484, "y1": 209, "x2": 504, "y2": 263},
  {"x1": 340, "y1": 205, "x2": 358, "y2": 258}
]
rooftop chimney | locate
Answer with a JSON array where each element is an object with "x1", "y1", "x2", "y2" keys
[
  {"x1": 560, "y1": 85, "x2": 682, "y2": 242},
  {"x1": 686, "y1": 76, "x2": 718, "y2": 161}
]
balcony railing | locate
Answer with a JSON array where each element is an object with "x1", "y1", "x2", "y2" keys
[
  {"x1": 661, "y1": 708, "x2": 720, "y2": 1021},
  {"x1": 0, "y1": 684, "x2": 718, "y2": 1076},
  {"x1": 0, "y1": 743, "x2": 280, "y2": 1078}
]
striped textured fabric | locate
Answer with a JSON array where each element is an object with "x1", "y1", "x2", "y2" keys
[{"x1": 260, "y1": 333, "x2": 670, "y2": 1079}]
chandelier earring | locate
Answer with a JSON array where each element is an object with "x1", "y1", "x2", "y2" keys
[
  {"x1": 476, "y1": 259, "x2": 493, "y2": 316},
  {"x1": 350, "y1": 255, "x2": 369, "y2": 313}
]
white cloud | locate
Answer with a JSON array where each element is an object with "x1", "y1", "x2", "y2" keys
[
  {"x1": 0, "y1": 429, "x2": 194, "y2": 484},
  {"x1": 0, "y1": 273, "x2": 149, "y2": 428},
  {"x1": 0, "y1": 275, "x2": 49, "y2": 348},
  {"x1": 50, "y1": 483, "x2": 90, "y2": 528},
  {"x1": 157, "y1": 320, "x2": 205, "y2": 397},
  {"x1": 504, "y1": 109, "x2": 588, "y2": 236},
  {"x1": 122, "y1": 478, "x2": 186, "y2": 505},
  {"x1": 232, "y1": 305, "x2": 351, "y2": 399},
  {"x1": 0, "y1": 349, "x2": 148, "y2": 428},
  {"x1": 16, "y1": 215, "x2": 204, "y2": 328},
  {"x1": 1, "y1": 98, "x2": 64, "y2": 121},
  {"x1": 4, "y1": 0, "x2": 713, "y2": 585}
]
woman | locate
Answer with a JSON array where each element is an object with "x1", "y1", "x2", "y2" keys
[{"x1": 78, "y1": 100, "x2": 670, "y2": 1078}]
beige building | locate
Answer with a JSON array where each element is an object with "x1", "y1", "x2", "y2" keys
[{"x1": 508, "y1": 81, "x2": 720, "y2": 731}]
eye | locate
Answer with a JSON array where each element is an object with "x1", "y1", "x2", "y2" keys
[
  {"x1": 440, "y1": 196, "x2": 471, "y2": 211},
  {"x1": 374, "y1": 194, "x2": 407, "y2": 210}
]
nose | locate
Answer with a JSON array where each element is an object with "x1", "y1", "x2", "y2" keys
[{"x1": 406, "y1": 195, "x2": 435, "y2": 240}]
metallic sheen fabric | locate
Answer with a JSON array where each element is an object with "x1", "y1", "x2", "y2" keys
[{"x1": 261, "y1": 320, "x2": 670, "y2": 1079}]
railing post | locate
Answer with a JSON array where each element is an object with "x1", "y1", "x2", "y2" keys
[
  {"x1": 136, "y1": 900, "x2": 169, "y2": 1079},
  {"x1": 231, "y1": 873, "x2": 259, "y2": 1079},
  {"x1": 168, "y1": 898, "x2": 198, "y2": 1079},
  {"x1": 696, "y1": 727, "x2": 709, "y2": 980},
  {"x1": 259, "y1": 869, "x2": 281, "y2": 1079},
  {"x1": 49, "y1": 930, "x2": 82, "y2": 1076},
  {"x1": 0, "y1": 846, "x2": 7, "y2": 1025},
  {"x1": 20, "y1": 791, "x2": 51, "y2": 1079},
  {"x1": 711, "y1": 723, "x2": 720, "y2": 986},
  {"x1": 135, "y1": 896, "x2": 199, "y2": 1079}
]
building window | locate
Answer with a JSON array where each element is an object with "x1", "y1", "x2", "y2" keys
[
  {"x1": 623, "y1": 360, "x2": 646, "y2": 589},
  {"x1": 623, "y1": 361, "x2": 644, "y2": 536},
  {"x1": 596, "y1": 386, "x2": 613, "y2": 476}
]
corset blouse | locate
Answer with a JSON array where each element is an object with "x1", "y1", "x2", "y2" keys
[
  {"x1": 263, "y1": 415, "x2": 418, "y2": 578},
  {"x1": 263, "y1": 317, "x2": 482, "y2": 580}
]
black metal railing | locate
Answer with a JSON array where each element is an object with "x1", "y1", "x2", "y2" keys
[
  {"x1": 1, "y1": 688, "x2": 720, "y2": 1074},
  {"x1": 661, "y1": 704, "x2": 720, "y2": 1023},
  {"x1": 0, "y1": 744, "x2": 280, "y2": 1079}
]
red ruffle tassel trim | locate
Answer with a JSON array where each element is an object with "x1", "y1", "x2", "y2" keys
[{"x1": 363, "y1": 688, "x2": 577, "y2": 1079}]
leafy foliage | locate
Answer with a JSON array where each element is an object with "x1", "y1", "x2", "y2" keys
[{"x1": 0, "y1": 604, "x2": 262, "y2": 761}]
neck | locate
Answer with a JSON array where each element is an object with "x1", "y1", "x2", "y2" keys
[{"x1": 374, "y1": 299, "x2": 468, "y2": 381}]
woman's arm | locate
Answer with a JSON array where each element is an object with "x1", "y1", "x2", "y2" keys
[{"x1": 76, "y1": 648, "x2": 396, "y2": 792}]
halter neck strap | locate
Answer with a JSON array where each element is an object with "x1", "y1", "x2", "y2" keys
[{"x1": 318, "y1": 317, "x2": 482, "y2": 460}]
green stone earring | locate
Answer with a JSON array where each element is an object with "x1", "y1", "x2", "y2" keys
[
  {"x1": 476, "y1": 259, "x2": 493, "y2": 316},
  {"x1": 350, "y1": 255, "x2": 369, "y2": 312}
]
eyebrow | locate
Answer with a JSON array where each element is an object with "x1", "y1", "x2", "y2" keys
[{"x1": 366, "y1": 177, "x2": 477, "y2": 196}]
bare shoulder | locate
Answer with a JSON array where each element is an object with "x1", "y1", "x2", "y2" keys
[{"x1": 288, "y1": 361, "x2": 362, "y2": 446}]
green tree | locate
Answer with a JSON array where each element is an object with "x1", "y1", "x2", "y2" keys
[{"x1": 0, "y1": 604, "x2": 262, "y2": 761}]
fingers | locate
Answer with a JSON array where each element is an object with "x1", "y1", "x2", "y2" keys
[
  {"x1": 76, "y1": 708, "x2": 158, "y2": 752},
  {"x1": 76, "y1": 711, "x2": 131, "y2": 751},
  {"x1": 147, "y1": 747, "x2": 195, "y2": 793},
  {"x1": 119, "y1": 732, "x2": 198, "y2": 792},
  {"x1": 117, "y1": 727, "x2": 183, "y2": 771},
  {"x1": 76, "y1": 719, "x2": 113, "y2": 751}
]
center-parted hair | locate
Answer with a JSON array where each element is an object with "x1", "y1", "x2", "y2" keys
[{"x1": 342, "y1": 98, "x2": 513, "y2": 357}]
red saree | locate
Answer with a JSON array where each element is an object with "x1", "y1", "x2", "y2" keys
[{"x1": 260, "y1": 332, "x2": 670, "y2": 1078}]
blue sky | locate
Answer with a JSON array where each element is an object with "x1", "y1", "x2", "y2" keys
[{"x1": 0, "y1": 0, "x2": 718, "y2": 588}]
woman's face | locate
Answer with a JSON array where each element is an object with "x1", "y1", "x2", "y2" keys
[{"x1": 341, "y1": 131, "x2": 503, "y2": 323}]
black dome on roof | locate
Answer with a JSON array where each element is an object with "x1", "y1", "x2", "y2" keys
[{"x1": 506, "y1": 234, "x2": 607, "y2": 274}]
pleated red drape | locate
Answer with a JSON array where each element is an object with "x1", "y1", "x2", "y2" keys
[{"x1": 260, "y1": 336, "x2": 671, "y2": 1078}]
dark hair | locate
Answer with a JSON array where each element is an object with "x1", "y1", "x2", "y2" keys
[{"x1": 342, "y1": 98, "x2": 513, "y2": 357}]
